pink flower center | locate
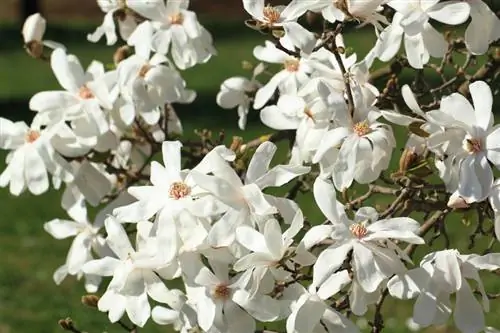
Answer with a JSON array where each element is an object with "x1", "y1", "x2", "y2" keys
[
  {"x1": 263, "y1": 5, "x2": 280, "y2": 24},
  {"x1": 284, "y1": 59, "x2": 300, "y2": 72},
  {"x1": 78, "y1": 86, "x2": 94, "y2": 99},
  {"x1": 25, "y1": 130, "x2": 40, "y2": 143},
  {"x1": 353, "y1": 121, "x2": 371, "y2": 136},
  {"x1": 169, "y1": 181, "x2": 191, "y2": 200},
  {"x1": 464, "y1": 138, "x2": 482, "y2": 154},
  {"x1": 350, "y1": 223, "x2": 368, "y2": 239},
  {"x1": 169, "y1": 13, "x2": 184, "y2": 25},
  {"x1": 213, "y1": 284, "x2": 231, "y2": 300}
]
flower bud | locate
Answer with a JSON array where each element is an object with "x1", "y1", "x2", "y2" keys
[
  {"x1": 398, "y1": 147, "x2": 419, "y2": 174},
  {"x1": 113, "y1": 45, "x2": 132, "y2": 65},
  {"x1": 81, "y1": 294, "x2": 100, "y2": 308},
  {"x1": 22, "y1": 13, "x2": 46, "y2": 43},
  {"x1": 58, "y1": 318, "x2": 75, "y2": 331},
  {"x1": 230, "y1": 136, "x2": 243, "y2": 152}
]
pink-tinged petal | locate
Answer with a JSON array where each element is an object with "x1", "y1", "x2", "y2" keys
[
  {"x1": 82, "y1": 257, "x2": 120, "y2": 276},
  {"x1": 317, "y1": 270, "x2": 351, "y2": 300},
  {"x1": 352, "y1": 242, "x2": 385, "y2": 293},
  {"x1": 470, "y1": 81, "x2": 493, "y2": 132},
  {"x1": 387, "y1": 267, "x2": 430, "y2": 300},
  {"x1": 313, "y1": 242, "x2": 352, "y2": 287},
  {"x1": 126, "y1": 292, "x2": 151, "y2": 327},
  {"x1": 454, "y1": 280, "x2": 485, "y2": 333},
  {"x1": 43, "y1": 219, "x2": 81, "y2": 239},
  {"x1": 29, "y1": 91, "x2": 79, "y2": 112},
  {"x1": 105, "y1": 216, "x2": 134, "y2": 259},
  {"x1": 427, "y1": 1, "x2": 470, "y2": 25}
]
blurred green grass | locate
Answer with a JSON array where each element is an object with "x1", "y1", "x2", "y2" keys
[{"x1": 0, "y1": 19, "x2": 499, "y2": 333}]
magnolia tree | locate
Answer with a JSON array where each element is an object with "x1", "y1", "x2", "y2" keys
[{"x1": 7, "y1": 0, "x2": 500, "y2": 332}]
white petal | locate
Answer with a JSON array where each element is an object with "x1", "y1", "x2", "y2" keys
[
  {"x1": 43, "y1": 219, "x2": 81, "y2": 239},
  {"x1": 387, "y1": 267, "x2": 430, "y2": 300},
  {"x1": 313, "y1": 177, "x2": 345, "y2": 223},
  {"x1": 126, "y1": 292, "x2": 151, "y2": 327},
  {"x1": 427, "y1": 1, "x2": 470, "y2": 25},
  {"x1": 236, "y1": 225, "x2": 268, "y2": 253},
  {"x1": 317, "y1": 270, "x2": 351, "y2": 300},
  {"x1": 313, "y1": 242, "x2": 352, "y2": 287},
  {"x1": 105, "y1": 216, "x2": 135, "y2": 259},
  {"x1": 353, "y1": 242, "x2": 385, "y2": 293},
  {"x1": 470, "y1": 81, "x2": 493, "y2": 132},
  {"x1": 454, "y1": 280, "x2": 485, "y2": 333},
  {"x1": 82, "y1": 257, "x2": 120, "y2": 276},
  {"x1": 233, "y1": 290, "x2": 280, "y2": 322}
]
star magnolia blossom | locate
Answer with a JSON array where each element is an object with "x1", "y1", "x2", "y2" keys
[
  {"x1": 313, "y1": 88, "x2": 395, "y2": 190},
  {"x1": 132, "y1": 0, "x2": 217, "y2": 70},
  {"x1": 425, "y1": 81, "x2": 500, "y2": 202},
  {"x1": 190, "y1": 141, "x2": 310, "y2": 247},
  {"x1": 307, "y1": 178, "x2": 424, "y2": 292},
  {"x1": 216, "y1": 63, "x2": 264, "y2": 130},
  {"x1": 190, "y1": 259, "x2": 281, "y2": 333},
  {"x1": 253, "y1": 38, "x2": 313, "y2": 109},
  {"x1": 373, "y1": 0, "x2": 470, "y2": 68},
  {"x1": 388, "y1": 250, "x2": 500, "y2": 333},
  {"x1": 29, "y1": 48, "x2": 114, "y2": 143},
  {"x1": 82, "y1": 217, "x2": 173, "y2": 327},
  {"x1": 0, "y1": 118, "x2": 73, "y2": 195},
  {"x1": 87, "y1": 0, "x2": 139, "y2": 45}
]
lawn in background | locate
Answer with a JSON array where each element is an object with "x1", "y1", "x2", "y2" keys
[{"x1": 0, "y1": 19, "x2": 499, "y2": 333}]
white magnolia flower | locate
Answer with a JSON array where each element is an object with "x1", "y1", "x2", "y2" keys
[
  {"x1": 87, "y1": 0, "x2": 139, "y2": 45},
  {"x1": 374, "y1": 0, "x2": 470, "y2": 68},
  {"x1": 243, "y1": 0, "x2": 315, "y2": 53},
  {"x1": 299, "y1": 0, "x2": 388, "y2": 28},
  {"x1": 191, "y1": 260, "x2": 280, "y2": 333},
  {"x1": 388, "y1": 250, "x2": 500, "y2": 333},
  {"x1": 465, "y1": 0, "x2": 500, "y2": 55},
  {"x1": 132, "y1": 0, "x2": 217, "y2": 70},
  {"x1": 44, "y1": 193, "x2": 125, "y2": 292},
  {"x1": 217, "y1": 63, "x2": 264, "y2": 130},
  {"x1": 0, "y1": 118, "x2": 72, "y2": 195},
  {"x1": 308, "y1": 178, "x2": 424, "y2": 293},
  {"x1": 114, "y1": 141, "x2": 233, "y2": 223},
  {"x1": 118, "y1": 21, "x2": 195, "y2": 125},
  {"x1": 234, "y1": 209, "x2": 304, "y2": 296},
  {"x1": 191, "y1": 141, "x2": 310, "y2": 247},
  {"x1": 29, "y1": 49, "x2": 114, "y2": 143},
  {"x1": 284, "y1": 282, "x2": 359, "y2": 333},
  {"x1": 426, "y1": 81, "x2": 500, "y2": 202},
  {"x1": 253, "y1": 38, "x2": 312, "y2": 109},
  {"x1": 83, "y1": 217, "x2": 173, "y2": 327},
  {"x1": 313, "y1": 89, "x2": 395, "y2": 190}
]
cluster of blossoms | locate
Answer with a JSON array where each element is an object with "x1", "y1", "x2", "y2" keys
[{"x1": 4, "y1": 0, "x2": 500, "y2": 333}]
